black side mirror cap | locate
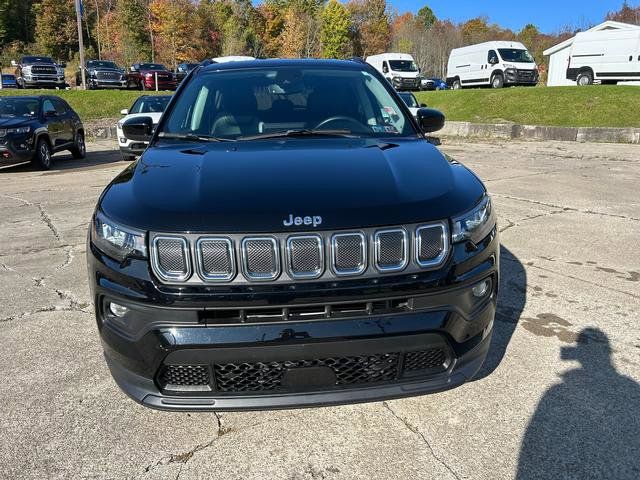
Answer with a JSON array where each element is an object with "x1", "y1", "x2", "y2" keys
[
  {"x1": 122, "y1": 116, "x2": 154, "y2": 142},
  {"x1": 420, "y1": 103, "x2": 427, "y2": 108},
  {"x1": 417, "y1": 108, "x2": 445, "y2": 133},
  {"x1": 44, "y1": 110, "x2": 57, "y2": 118}
]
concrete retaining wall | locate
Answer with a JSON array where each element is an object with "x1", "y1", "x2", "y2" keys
[
  {"x1": 84, "y1": 119, "x2": 640, "y2": 145},
  {"x1": 440, "y1": 121, "x2": 640, "y2": 144}
]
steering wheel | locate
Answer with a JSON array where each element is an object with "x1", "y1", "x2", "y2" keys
[{"x1": 314, "y1": 116, "x2": 368, "y2": 131}]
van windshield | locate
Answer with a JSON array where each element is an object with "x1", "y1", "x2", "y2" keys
[
  {"x1": 389, "y1": 60, "x2": 418, "y2": 72},
  {"x1": 498, "y1": 49, "x2": 535, "y2": 63},
  {"x1": 161, "y1": 66, "x2": 414, "y2": 140}
]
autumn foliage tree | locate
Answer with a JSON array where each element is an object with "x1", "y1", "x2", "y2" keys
[{"x1": 321, "y1": 0, "x2": 352, "y2": 58}]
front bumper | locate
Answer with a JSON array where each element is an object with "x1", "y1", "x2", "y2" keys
[
  {"x1": 89, "y1": 78, "x2": 128, "y2": 89},
  {"x1": 392, "y1": 77, "x2": 421, "y2": 91},
  {"x1": 0, "y1": 137, "x2": 35, "y2": 164},
  {"x1": 88, "y1": 228, "x2": 499, "y2": 411},
  {"x1": 21, "y1": 76, "x2": 66, "y2": 88},
  {"x1": 504, "y1": 69, "x2": 538, "y2": 86}
]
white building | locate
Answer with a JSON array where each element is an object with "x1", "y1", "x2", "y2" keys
[{"x1": 544, "y1": 21, "x2": 640, "y2": 86}]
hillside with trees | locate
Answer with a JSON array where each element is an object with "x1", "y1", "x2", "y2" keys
[{"x1": 0, "y1": 0, "x2": 638, "y2": 82}]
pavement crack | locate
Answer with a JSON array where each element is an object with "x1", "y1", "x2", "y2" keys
[
  {"x1": 491, "y1": 193, "x2": 640, "y2": 222},
  {"x1": 382, "y1": 402, "x2": 461, "y2": 480},
  {"x1": 499, "y1": 209, "x2": 567, "y2": 234},
  {"x1": 1, "y1": 193, "x2": 63, "y2": 242}
]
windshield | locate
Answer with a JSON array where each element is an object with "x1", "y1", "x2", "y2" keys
[
  {"x1": 130, "y1": 96, "x2": 171, "y2": 114},
  {"x1": 87, "y1": 61, "x2": 118, "y2": 69},
  {"x1": 140, "y1": 63, "x2": 167, "y2": 71},
  {"x1": 0, "y1": 98, "x2": 39, "y2": 117},
  {"x1": 22, "y1": 56, "x2": 54, "y2": 64},
  {"x1": 389, "y1": 60, "x2": 418, "y2": 72},
  {"x1": 398, "y1": 93, "x2": 418, "y2": 108},
  {"x1": 161, "y1": 66, "x2": 414, "y2": 140},
  {"x1": 498, "y1": 49, "x2": 535, "y2": 63}
]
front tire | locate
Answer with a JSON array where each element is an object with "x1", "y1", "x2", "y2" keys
[
  {"x1": 70, "y1": 131, "x2": 86, "y2": 159},
  {"x1": 491, "y1": 73, "x2": 504, "y2": 89},
  {"x1": 452, "y1": 79, "x2": 462, "y2": 90},
  {"x1": 577, "y1": 71, "x2": 594, "y2": 86},
  {"x1": 33, "y1": 138, "x2": 52, "y2": 170}
]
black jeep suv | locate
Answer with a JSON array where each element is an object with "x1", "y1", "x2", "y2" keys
[
  {"x1": 87, "y1": 59, "x2": 498, "y2": 411},
  {"x1": 0, "y1": 96, "x2": 85, "y2": 169},
  {"x1": 12, "y1": 56, "x2": 66, "y2": 89}
]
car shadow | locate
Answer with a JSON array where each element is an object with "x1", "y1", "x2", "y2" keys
[
  {"x1": 516, "y1": 328, "x2": 640, "y2": 479},
  {"x1": 475, "y1": 245, "x2": 526, "y2": 380},
  {"x1": 0, "y1": 148, "x2": 131, "y2": 174}
]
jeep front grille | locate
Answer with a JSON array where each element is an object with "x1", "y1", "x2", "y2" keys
[
  {"x1": 332, "y1": 232, "x2": 366, "y2": 275},
  {"x1": 242, "y1": 237, "x2": 280, "y2": 280},
  {"x1": 287, "y1": 235, "x2": 323, "y2": 279},
  {"x1": 151, "y1": 236, "x2": 191, "y2": 282},
  {"x1": 149, "y1": 221, "x2": 450, "y2": 284},
  {"x1": 156, "y1": 347, "x2": 450, "y2": 394}
]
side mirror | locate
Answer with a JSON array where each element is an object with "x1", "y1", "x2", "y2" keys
[
  {"x1": 130, "y1": 66, "x2": 135, "y2": 72},
  {"x1": 44, "y1": 109, "x2": 57, "y2": 118},
  {"x1": 122, "y1": 116, "x2": 154, "y2": 142},
  {"x1": 382, "y1": 65, "x2": 388, "y2": 74},
  {"x1": 120, "y1": 109, "x2": 129, "y2": 116},
  {"x1": 420, "y1": 103, "x2": 427, "y2": 108},
  {"x1": 11, "y1": 60, "x2": 17, "y2": 67},
  {"x1": 489, "y1": 57, "x2": 498, "y2": 65},
  {"x1": 417, "y1": 108, "x2": 445, "y2": 133},
  {"x1": 58, "y1": 62, "x2": 67, "y2": 68}
]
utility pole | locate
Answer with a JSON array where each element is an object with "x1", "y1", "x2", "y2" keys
[{"x1": 75, "y1": 0, "x2": 87, "y2": 90}]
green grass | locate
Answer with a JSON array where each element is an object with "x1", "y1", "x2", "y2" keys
[
  {"x1": 414, "y1": 86, "x2": 640, "y2": 128},
  {"x1": 0, "y1": 89, "x2": 169, "y2": 121}
]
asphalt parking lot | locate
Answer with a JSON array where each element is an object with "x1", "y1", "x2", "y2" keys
[{"x1": 1, "y1": 138, "x2": 638, "y2": 479}]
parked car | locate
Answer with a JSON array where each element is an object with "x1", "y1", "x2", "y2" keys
[
  {"x1": 125, "y1": 63, "x2": 177, "y2": 91},
  {"x1": 89, "y1": 59, "x2": 498, "y2": 411},
  {"x1": 446, "y1": 41, "x2": 539, "y2": 89},
  {"x1": 366, "y1": 53, "x2": 421, "y2": 91},
  {"x1": 397, "y1": 91, "x2": 422, "y2": 119},
  {"x1": 421, "y1": 77, "x2": 447, "y2": 91},
  {"x1": 567, "y1": 29, "x2": 640, "y2": 85},
  {"x1": 11, "y1": 56, "x2": 66, "y2": 89},
  {"x1": 1, "y1": 74, "x2": 18, "y2": 89},
  {"x1": 117, "y1": 95, "x2": 172, "y2": 160},
  {"x1": 175, "y1": 63, "x2": 199, "y2": 83},
  {"x1": 76, "y1": 60, "x2": 127, "y2": 89},
  {"x1": 0, "y1": 95, "x2": 85, "y2": 170}
]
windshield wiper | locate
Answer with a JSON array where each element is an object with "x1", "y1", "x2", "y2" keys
[
  {"x1": 239, "y1": 129, "x2": 357, "y2": 141},
  {"x1": 157, "y1": 132, "x2": 235, "y2": 142}
]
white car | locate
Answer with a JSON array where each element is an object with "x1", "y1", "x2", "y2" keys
[
  {"x1": 117, "y1": 95, "x2": 172, "y2": 160},
  {"x1": 397, "y1": 91, "x2": 422, "y2": 119}
]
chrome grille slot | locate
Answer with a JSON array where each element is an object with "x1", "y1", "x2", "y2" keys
[
  {"x1": 287, "y1": 235, "x2": 323, "y2": 279},
  {"x1": 196, "y1": 237, "x2": 235, "y2": 281},
  {"x1": 151, "y1": 236, "x2": 191, "y2": 282},
  {"x1": 375, "y1": 228, "x2": 408, "y2": 272},
  {"x1": 242, "y1": 237, "x2": 280, "y2": 281},
  {"x1": 415, "y1": 222, "x2": 449, "y2": 268},
  {"x1": 331, "y1": 232, "x2": 366, "y2": 275}
]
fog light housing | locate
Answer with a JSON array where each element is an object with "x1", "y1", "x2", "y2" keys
[
  {"x1": 109, "y1": 302, "x2": 128, "y2": 318},
  {"x1": 472, "y1": 279, "x2": 491, "y2": 298}
]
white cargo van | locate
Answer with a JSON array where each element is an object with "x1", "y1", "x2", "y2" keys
[
  {"x1": 446, "y1": 41, "x2": 539, "y2": 89},
  {"x1": 365, "y1": 53, "x2": 421, "y2": 91},
  {"x1": 567, "y1": 29, "x2": 640, "y2": 85}
]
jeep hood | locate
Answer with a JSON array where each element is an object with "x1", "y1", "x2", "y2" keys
[{"x1": 100, "y1": 138, "x2": 485, "y2": 233}]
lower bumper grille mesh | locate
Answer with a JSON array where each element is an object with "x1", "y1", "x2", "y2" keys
[{"x1": 158, "y1": 348, "x2": 449, "y2": 394}]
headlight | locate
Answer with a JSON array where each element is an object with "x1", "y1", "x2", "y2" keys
[
  {"x1": 452, "y1": 195, "x2": 496, "y2": 244},
  {"x1": 7, "y1": 126, "x2": 30, "y2": 135},
  {"x1": 22, "y1": 65, "x2": 32, "y2": 74},
  {"x1": 56, "y1": 67, "x2": 65, "y2": 75},
  {"x1": 503, "y1": 63, "x2": 516, "y2": 70},
  {"x1": 89, "y1": 69, "x2": 97, "y2": 77},
  {"x1": 145, "y1": 73, "x2": 153, "y2": 78},
  {"x1": 91, "y1": 211, "x2": 147, "y2": 262}
]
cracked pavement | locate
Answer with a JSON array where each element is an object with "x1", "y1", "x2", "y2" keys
[{"x1": 1, "y1": 139, "x2": 639, "y2": 479}]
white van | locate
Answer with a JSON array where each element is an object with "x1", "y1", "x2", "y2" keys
[
  {"x1": 446, "y1": 41, "x2": 539, "y2": 89},
  {"x1": 365, "y1": 53, "x2": 421, "y2": 91},
  {"x1": 567, "y1": 29, "x2": 640, "y2": 85}
]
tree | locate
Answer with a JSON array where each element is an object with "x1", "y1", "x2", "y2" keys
[
  {"x1": 149, "y1": 0, "x2": 196, "y2": 69},
  {"x1": 116, "y1": 0, "x2": 153, "y2": 64},
  {"x1": 416, "y1": 5, "x2": 436, "y2": 29},
  {"x1": 34, "y1": 0, "x2": 78, "y2": 60},
  {"x1": 258, "y1": 0, "x2": 286, "y2": 57},
  {"x1": 348, "y1": 0, "x2": 391, "y2": 57},
  {"x1": 280, "y1": 0, "x2": 322, "y2": 58},
  {"x1": 606, "y1": 1, "x2": 640, "y2": 25},
  {"x1": 321, "y1": 0, "x2": 352, "y2": 58}
]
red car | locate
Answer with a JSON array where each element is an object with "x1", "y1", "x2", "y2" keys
[{"x1": 126, "y1": 63, "x2": 177, "y2": 91}]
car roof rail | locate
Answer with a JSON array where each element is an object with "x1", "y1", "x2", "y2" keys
[{"x1": 347, "y1": 56, "x2": 366, "y2": 64}]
